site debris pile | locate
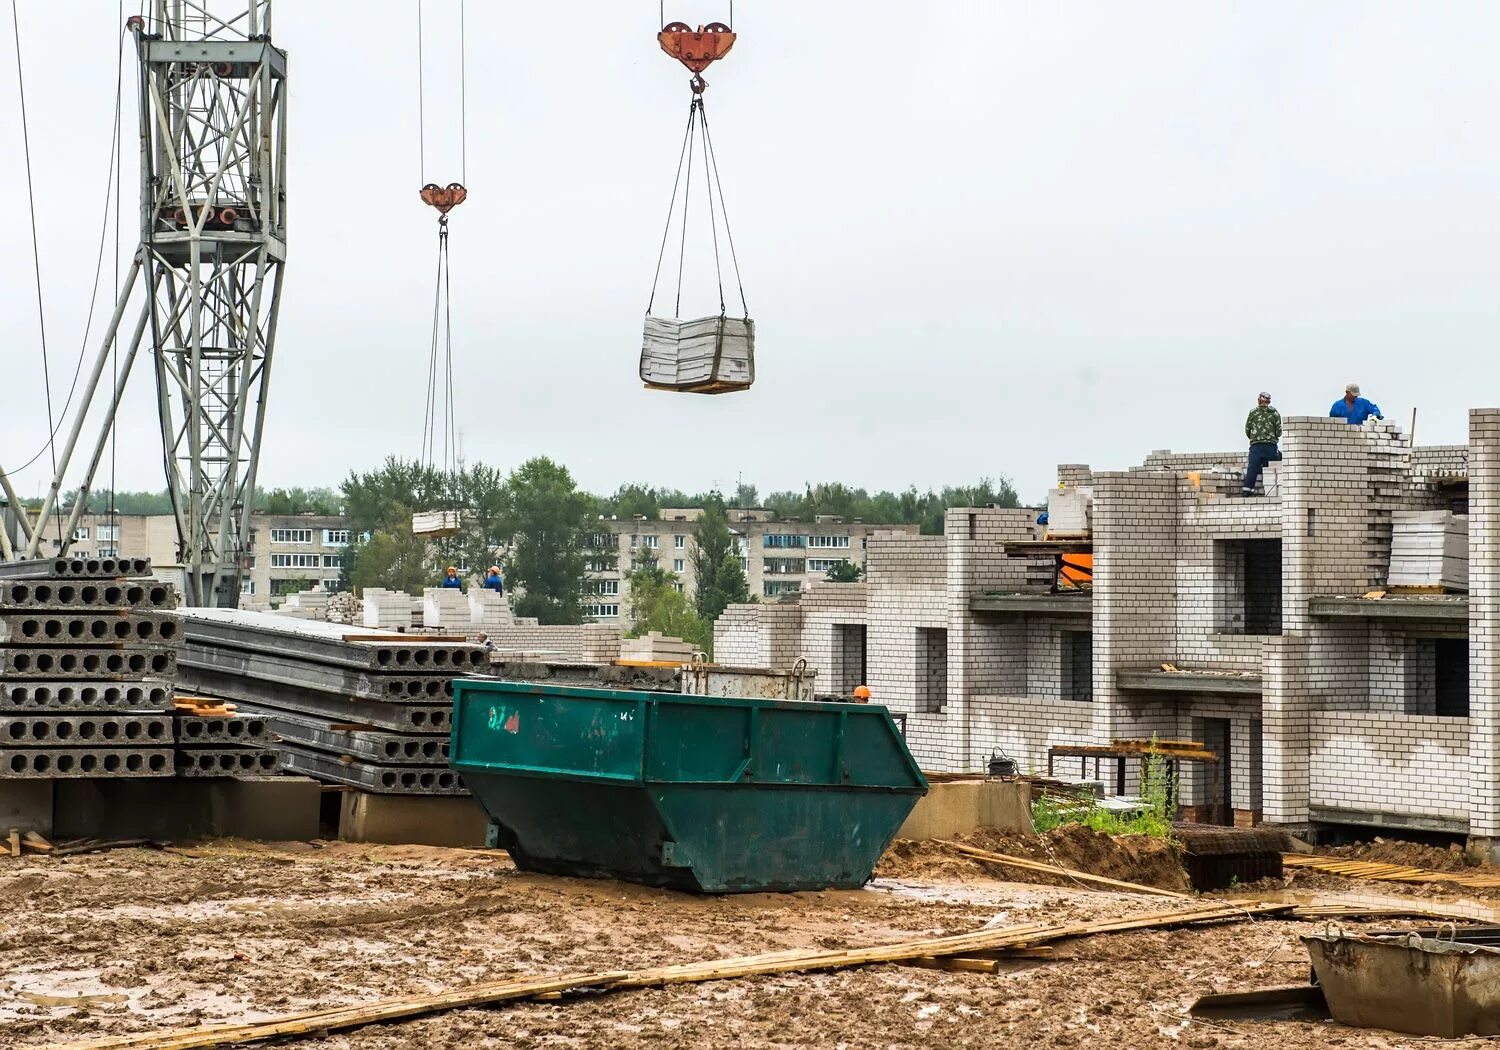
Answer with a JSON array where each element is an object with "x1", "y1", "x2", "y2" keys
[
  {"x1": 0, "y1": 557, "x2": 181, "y2": 780},
  {"x1": 176, "y1": 609, "x2": 488, "y2": 795}
]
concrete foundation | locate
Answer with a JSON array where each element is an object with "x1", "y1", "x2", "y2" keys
[
  {"x1": 894, "y1": 779, "x2": 1034, "y2": 840},
  {"x1": 53, "y1": 776, "x2": 321, "y2": 841},
  {"x1": 0, "y1": 781, "x2": 54, "y2": 835},
  {"x1": 337, "y1": 790, "x2": 491, "y2": 847}
]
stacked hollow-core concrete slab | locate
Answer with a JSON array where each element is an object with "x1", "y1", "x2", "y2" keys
[
  {"x1": 177, "y1": 608, "x2": 486, "y2": 795},
  {"x1": 0, "y1": 558, "x2": 181, "y2": 780}
]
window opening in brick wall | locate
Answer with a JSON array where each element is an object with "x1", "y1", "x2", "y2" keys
[
  {"x1": 1214, "y1": 539, "x2": 1282, "y2": 635},
  {"x1": 1061, "y1": 630, "x2": 1093, "y2": 701},
  {"x1": 1435, "y1": 639, "x2": 1470, "y2": 716},
  {"x1": 917, "y1": 627, "x2": 947, "y2": 713}
]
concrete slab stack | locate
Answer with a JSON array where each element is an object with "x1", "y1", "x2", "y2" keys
[
  {"x1": 176, "y1": 608, "x2": 487, "y2": 795},
  {"x1": 0, "y1": 558, "x2": 182, "y2": 782}
]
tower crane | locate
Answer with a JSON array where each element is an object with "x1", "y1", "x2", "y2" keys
[{"x1": 0, "y1": 0, "x2": 287, "y2": 608}]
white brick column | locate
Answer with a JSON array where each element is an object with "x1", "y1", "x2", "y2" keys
[{"x1": 1469, "y1": 409, "x2": 1500, "y2": 841}]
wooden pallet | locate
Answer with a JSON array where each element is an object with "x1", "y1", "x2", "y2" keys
[{"x1": 1283, "y1": 853, "x2": 1500, "y2": 889}]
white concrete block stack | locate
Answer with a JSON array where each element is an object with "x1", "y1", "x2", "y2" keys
[
  {"x1": 360, "y1": 589, "x2": 409, "y2": 630},
  {"x1": 1388, "y1": 511, "x2": 1468, "y2": 591},
  {"x1": 1045, "y1": 488, "x2": 1092, "y2": 538},
  {"x1": 620, "y1": 632, "x2": 696, "y2": 663},
  {"x1": 422, "y1": 587, "x2": 469, "y2": 630},
  {"x1": 468, "y1": 589, "x2": 514, "y2": 635}
]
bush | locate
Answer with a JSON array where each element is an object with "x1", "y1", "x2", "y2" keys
[{"x1": 1029, "y1": 743, "x2": 1176, "y2": 840}]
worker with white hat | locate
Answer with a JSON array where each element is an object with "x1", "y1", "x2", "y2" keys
[
  {"x1": 1243, "y1": 391, "x2": 1282, "y2": 497},
  {"x1": 1330, "y1": 383, "x2": 1382, "y2": 426}
]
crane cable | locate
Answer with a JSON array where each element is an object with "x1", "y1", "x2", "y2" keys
[
  {"x1": 646, "y1": 90, "x2": 747, "y2": 320},
  {"x1": 5, "y1": 18, "x2": 131, "y2": 484},
  {"x1": 416, "y1": 0, "x2": 468, "y2": 488},
  {"x1": 9, "y1": 0, "x2": 60, "y2": 543},
  {"x1": 8, "y1": 4, "x2": 132, "y2": 549}
]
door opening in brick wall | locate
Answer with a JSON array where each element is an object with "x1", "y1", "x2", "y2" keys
[
  {"x1": 1181, "y1": 717, "x2": 1232, "y2": 826},
  {"x1": 835, "y1": 623, "x2": 867, "y2": 694},
  {"x1": 1060, "y1": 630, "x2": 1093, "y2": 701},
  {"x1": 917, "y1": 627, "x2": 947, "y2": 713},
  {"x1": 1214, "y1": 538, "x2": 1283, "y2": 635}
]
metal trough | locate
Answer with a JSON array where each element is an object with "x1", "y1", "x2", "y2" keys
[
  {"x1": 450, "y1": 680, "x2": 927, "y2": 894},
  {"x1": 1304, "y1": 928, "x2": 1500, "y2": 1037}
]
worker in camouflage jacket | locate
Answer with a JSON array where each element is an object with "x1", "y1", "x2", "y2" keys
[{"x1": 1243, "y1": 391, "x2": 1282, "y2": 497}]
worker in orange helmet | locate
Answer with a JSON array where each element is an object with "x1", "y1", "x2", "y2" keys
[
  {"x1": 852, "y1": 685, "x2": 872, "y2": 703},
  {"x1": 440, "y1": 566, "x2": 464, "y2": 591}
]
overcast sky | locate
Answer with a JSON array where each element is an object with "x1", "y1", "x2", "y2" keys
[{"x1": 1, "y1": 1, "x2": 1496, "y2": 507}]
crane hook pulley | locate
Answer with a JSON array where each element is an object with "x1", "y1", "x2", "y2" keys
[{"x1": 658, "y1": 21, "x2": 736, "y2": 89}]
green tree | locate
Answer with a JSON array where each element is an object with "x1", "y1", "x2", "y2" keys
[
  {"x1": 623, "y1": 551, "x2": 712, "y2": 651},
  {"x1": 825, "y1": 560, "x2": 863, "y2": 583},
  {"x1": 690, "y1": 498, "x2": 749, "y2": 624},
  {"x1": 258, "y1": 486, "x2": 342, "y2": 515},
  {"x1": 505, "y1": 457, "x2": 590, "y2": 624},
  {"x1": 348, "y1": 523, "x2": 430, "y2": 593}
]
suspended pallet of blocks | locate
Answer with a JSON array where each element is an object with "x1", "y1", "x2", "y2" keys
[{"x1": 640, "y1": 18, "x2": 754, "y2": 394}]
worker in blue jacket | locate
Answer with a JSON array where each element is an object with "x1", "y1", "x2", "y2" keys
[
  {"x1": 440, "y1": 566, "x2": 464, "y2": 590},
  {"x1": 483, "y1": 566, "x2": 505, "y2": 594},
  {"x1": 1330, "y1": 383, "x2": 1382, "y2": 425}
]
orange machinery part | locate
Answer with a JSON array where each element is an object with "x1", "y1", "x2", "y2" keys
[
  {"x1": 658, "y1": 21, "x2": 736, "y2": 74},
  {"x1": 1059, "y1": 552, "x2": 1093, "y2": 590}
]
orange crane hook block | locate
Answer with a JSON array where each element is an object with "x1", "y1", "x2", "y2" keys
[
  {"x1": 658, "y1": 20, "x2": 736, "y2": 79},
  {"x1": 420, "y1": 182, "x2": 468, "y2": 218}
]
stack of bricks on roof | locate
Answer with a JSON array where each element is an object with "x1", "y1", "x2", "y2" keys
[
  {"x1": 715, "y1": 412, "x2": 1500, "y2": 857},
  {"x1": 0, "y1": 557, "x2": 189, "y2": 781},
  {"x1": 176, "y1": 608, "x2": 486, "y2": 795}
]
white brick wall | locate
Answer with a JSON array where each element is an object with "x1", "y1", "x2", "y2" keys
[{"x1": 1310, "y1": 711, "x2": 1471, "y2": 823}]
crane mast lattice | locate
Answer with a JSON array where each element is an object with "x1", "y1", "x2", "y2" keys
[{"x1": 1, "y1": 0, "x2": 287, "y2": 609}]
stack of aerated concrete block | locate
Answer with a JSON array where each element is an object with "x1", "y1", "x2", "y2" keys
[{"x1": 0, "y1": 557, "x2": 182, "y2": 781}]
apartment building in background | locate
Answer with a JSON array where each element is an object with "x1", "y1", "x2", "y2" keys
[
  {"x1": 582, "y1": 507, "x2": 920, "y2": 625},
  {"x1": 64, "y1": 511, "x2": 352, "y2": 604}
]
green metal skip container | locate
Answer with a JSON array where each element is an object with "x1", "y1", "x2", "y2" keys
[{"x1": 450, "y1": 680, "x2": 928, "y2": 894}]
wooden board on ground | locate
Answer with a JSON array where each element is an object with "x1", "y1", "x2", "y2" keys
[{"x1": 1283, "y1": 853, "x2": 1500, "y2": 889}]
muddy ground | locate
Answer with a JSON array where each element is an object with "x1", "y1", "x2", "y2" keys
[{"x1": 3, "y1": 838, "x2": 1499, "y2": 1049}]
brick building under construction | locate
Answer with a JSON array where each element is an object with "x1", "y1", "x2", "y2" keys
[{"x1": 715, "y1": 410, "x2": 1500, "y2": 856}]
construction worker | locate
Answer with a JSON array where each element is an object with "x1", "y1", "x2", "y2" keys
[
  {"x1": 483, "y1": 566, "x2": 505, "y2": 594},
  {"x1": 1330, "y1": 383, "x2": 1382, "y2": 425},
  {"x1": 440, "y1": 566, "x2": 463, "y2": 591},
  {"x1": 1243, "y1": 391, "x2": 1282, "y2": 497},
  {"x1": 852, "y1": 685, "x2": 871, "y2": 704},
  {"x1": 476, "y1": 631, "x2": 494, "y2": 653}
]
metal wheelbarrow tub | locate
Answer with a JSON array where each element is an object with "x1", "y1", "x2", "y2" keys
[
  {"x1": 449, "y1": 680, "x2": 927, "y2": 893},
  {"x1": 1303, "y1": 929, "x2": 1500, "y2": 1037}
]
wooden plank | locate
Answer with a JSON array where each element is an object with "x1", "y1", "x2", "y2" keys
[
  {"x1": 7, "y1": 828, "x2": 18, "y2": 858},
  {"x1": 21, "y1": 831, "x2": 52, "y2": 854}
]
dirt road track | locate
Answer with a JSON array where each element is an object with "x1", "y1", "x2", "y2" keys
[{"x1": 2, "y1": 841, "x2": 1493, "y2": 1049}]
